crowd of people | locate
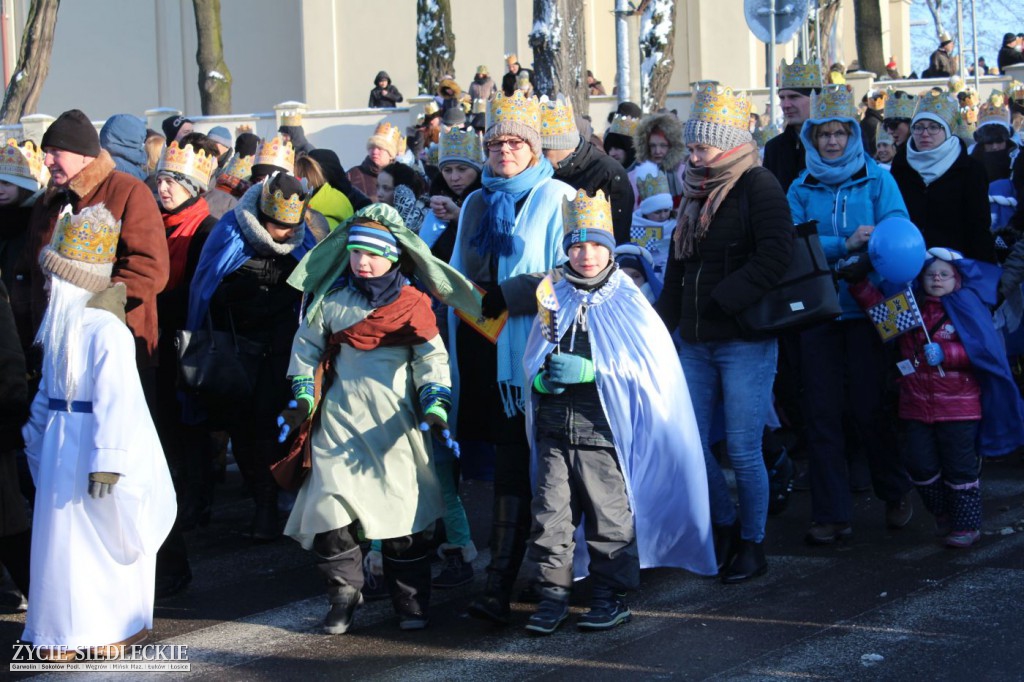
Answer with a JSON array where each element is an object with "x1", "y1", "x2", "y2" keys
[{"x1": 1, "y1": 50, "x2": 1024, "y2": 657}]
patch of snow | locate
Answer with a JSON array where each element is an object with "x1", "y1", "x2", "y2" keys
[{"x1": 207, "y1": 70, "x2": 227, "y2": 81}]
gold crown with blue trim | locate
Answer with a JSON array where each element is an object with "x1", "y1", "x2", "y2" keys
[
  {"x1": 636, "y1": 169, "x2": 670, "y2": 201},
  {"x1": 439, "y1": 127, "x2": 483, "y2": 165},
  {"x1": 810, "y1": 84, "x2": 857, "y2": 120},
  {"x1": 606, "y1": 114, "x2": 640, "y2": 138},
  {"x1": 425, "y1": 142, "x2": 439, "y2": 167},
  {"x1": 486, "y1": 90, "x2": 541, "y2": 133},
  {"x1": 0, "y1": 138, "x2": 43, "y2": 189},
  {"x1": 259, "y1": 173, "x2": 308, "y2": 225},
  {"x1": 914, "y1": 89, "x2": 959, "y2": 128},
  {"x1": 689, "y1": 81, "x2": 751, "y2": 130},
  {"x1": 951, "y1": 110, "x2": 975, "y2": 144},
  {"x1": 157, "y1": 141, "x2": 218, "y2": 187},
  {"x1": 753, "y1": 123, "x2": 780, "y2": 147},
  {"x1": 780, "y1": 58, "x2": 824, "y2": 91},
  {"x1": 254, "y1": 135, "x2": 295, "y2": 173},
  {"x1": 539, "y1": 94, "x2": 575, "y2": 136},
  {"x1": 562, "y1": 188, "x2": 613, "y2": 236},
  {"x1": 52, "y1": 204, "x2": 121, "y2": 265},
  {"x1": 977, "y1": 91, "x2": 1010, "y2": 128},
  {"x1": 220, "y1": 153, "x2": 253, "y2": 182},
  {"x1": 875, "y1": 124, "x2": 894, "y2": 147},
  {"x1": 884, "y1": 89, "x2": 917, "y2": 120}
]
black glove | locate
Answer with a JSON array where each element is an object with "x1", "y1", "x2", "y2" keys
[
  {"x1": 836, "y1": 253, "x2": 873, "y2": 283},
  {"x1": 481, "y1": 286, "x2": 508, "y2": 319}
]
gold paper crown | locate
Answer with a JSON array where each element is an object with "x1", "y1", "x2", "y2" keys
[
  {"x1": 425, "y1": 142, "x2": 439, "y2": 167},
  {"x1": 951, "y1": 111, "x2": 975, "y2": 144},
  {"x1": 960, "y1": 105, "x2": 978, "y2": 125},
  {"x1": 52, "y1": 204, "x2": 121, "y2": 265},
  {"x1": 0, "y1": 139, "x2": 42, "y2": 188},
  {"x1": 486, "y1": 90, "x2": 541, "y2": 133},
  {"x1": 562, "y1": 189, "x2": 613, "y2": 237},
  {"x1": 875, "y1": 124, "x2": 895, "y2": 147},
  {"x1": 914, "y1": 89, "x2": 959, "y2": 128},
  {"x1": 977, "y1": 91, "x2": 1010, "y2": 128},
  {"x1": 636, "y1": 169, "x2": 670, "y2": 201},
  {"x1": 810, "y1": 84, "x2": 857, "y2": 121},
  {"x1": 220, "y1": 153, "x2": 253, "y2": 182},
  {"x1": 606, "y1": 115, "x2": 639, "y2": 138},
  {"x1": 780, "y1": 58, "x2": 824, "y2": 91},
  {"x1": 369, "y1": 122, "x2": 403, "y2": 151},
  {"x1": 753, "y1": 124, "x2": 780, "y2": 147},
  {"x1": 157, "y1": 141, "x2": 217, "y2": 187},
  {"x1": 254, "y1": 135, "x2": 295, "y2": 173},
  {"x1": 439, "y1": 127, "x2": 483, "y2": 165},
  {"x1": 259, "y1": 175, "x2": 307, "y2": 225},
  {"x1": 539, "y1": 95, "x2": 575, "y2": 138},
  {"x1": 689, "y1": 81, "x2": 751, "y2": 131},
  {"x1": 884, "y1": 89, "x2": 917, "y2": 120},
  {"x1": 280, "y1": 111, "x2": 303, "y2": 127},
  {"x1": 947, "y1": 76, "x2": 966, "y2": 95}
]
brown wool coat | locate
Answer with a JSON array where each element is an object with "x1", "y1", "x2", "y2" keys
[{"x1": 27, "y1": 151, "x2": 169, "y2": 367}]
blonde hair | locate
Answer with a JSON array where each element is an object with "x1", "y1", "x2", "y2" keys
[
  {"x1": 144, "y1": 133, "x2": 165, "y2": 174},
  {"x1": 294, "y1": 154, "x2": 326, "y2": 190}
]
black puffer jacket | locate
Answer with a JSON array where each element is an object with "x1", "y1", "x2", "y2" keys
[
  {"x1": 656, "y1": 166, "x2": 793, "y2": 342},
  {"x1": 553, "y1": 140, "x2": 635, "y2": 245},
  {"x1": 762, "y1": 124, "x2": 806, "y2": 193},
  {"x1": 890, "y1": 140, "x2": 995, "y2": 262}
]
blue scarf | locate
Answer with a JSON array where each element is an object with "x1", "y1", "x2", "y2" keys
[
  {"x1": 800, "y1": 117, "x2": 866, "y2": 187},
  {"x1": 471, "y1": 158, "x2": 554, "y2": 257},
  {"x1": 348, "y1": 266, "x2": 406, "y2": 309}
]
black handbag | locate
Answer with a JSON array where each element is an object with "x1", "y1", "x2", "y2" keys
[
  {"x1": 174, "y1": 311, "x2": 266, "y2": 398},
  {"x1": 736, "y1": 219, "x2": 842, "y2": 334}
]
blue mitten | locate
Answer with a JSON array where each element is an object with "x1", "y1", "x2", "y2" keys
[
  {"x1": 923, "y1": 342, "x2": 944, "y2": 367},
  {"x1": 546, "y1": 353, "x2": 595, "y2": 384}
]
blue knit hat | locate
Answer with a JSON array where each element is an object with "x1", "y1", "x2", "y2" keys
[{"x1": 347, "y1": 218, "x2": 402, "y2": 262}]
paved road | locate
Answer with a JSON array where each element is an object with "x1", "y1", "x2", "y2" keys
[{"x1": 2, "y1": 456, "x2": 1022, "y2": 680}]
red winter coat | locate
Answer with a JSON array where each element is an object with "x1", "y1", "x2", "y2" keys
[{"x1": 850, "y1": 280, "x2": 980, "y2": 423}]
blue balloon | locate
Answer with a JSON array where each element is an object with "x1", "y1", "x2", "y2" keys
[{"x1": 868, "y1": 217, "x2": 927, "y2": 284}]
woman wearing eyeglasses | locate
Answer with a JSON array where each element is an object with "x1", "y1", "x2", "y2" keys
[
  {"x1": 447, "y1": 91, "x2": 576, "y2": 624},
  {"x1": 889, "y1": 90, "x2": 995, "y2": 262},
  {"x1": 787, "y1": 85, "x2": 914, "y2": 545}
]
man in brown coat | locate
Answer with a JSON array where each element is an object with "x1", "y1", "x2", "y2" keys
[{"x1": 24, "y1": 109, "x2": 168, "y2": 372}]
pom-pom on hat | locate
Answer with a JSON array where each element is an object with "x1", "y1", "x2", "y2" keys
[
  {"x1": 367, "y1": 121, "x2": 403, "y2": 158},
  {"x1": 39, "y1": 204, "x2": 121, "y2": 292},
  {"x1": 258, "y1": 171, "x2": 309, "y2": 226},
  {"x1": 347, "y1": 217, "x2": 402, "y2": 262},
  {"x1": 684, "y1": 81, "x2": 753, "y2": 151},
  {"x1": 485, "y1": 90, "x2": 542, "y2": 156},
  {"x1": 41, "y1": 109, "x2": 101, "y2": 157},
  {"x1": 0, "y1": 139, "x2": 42, "y2": 191},
  {"x1": 540, "y1": 94, "x2": 580, "y2": 150},
  {"x1": 562, "y1": 189, "x2": 616, "y2": 254}
]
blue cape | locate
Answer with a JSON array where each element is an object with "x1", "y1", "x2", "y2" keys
[{"x1": 522, "y1": 269, "x2": 716, "y2": 576}]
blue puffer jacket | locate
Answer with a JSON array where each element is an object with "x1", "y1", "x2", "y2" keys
[
  {"x1": 99, "y1": 114, "x2": 148, "y2": 181},
  {"x1": 788, "y1": 125, "x2": 909, "y2": 319}
]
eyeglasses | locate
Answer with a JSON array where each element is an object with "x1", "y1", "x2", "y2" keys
[
  {"x1": 486, "y1": 138, "x2": 526, "y2": 153},
  {"x1": 815, "y1": 130, "x2": 849, "y2": 141},
  {"x1": 924, "y1": 271, "x2": 954, "y2": 281},
  {"x1": 911, "y1": 123, "x2": 944, "y2": 135}
]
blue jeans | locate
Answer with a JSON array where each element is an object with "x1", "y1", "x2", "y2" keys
[{"x1": 678, "y1": 338, "x2": 778, "y2": 543}]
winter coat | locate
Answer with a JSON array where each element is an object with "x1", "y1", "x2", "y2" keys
[
  {"x1": 0, "y1": 196, "x2": 37, "y2": 351},
  {"x1": 849, "y1": 280, "x2": 980, "y2": 423},
  {"x1": 924, "y1": 49, "x2": 957, "y2": 78},
  {"x1": 468, "y1": 75, "x2": 496, "y2": 102},
  {"x1": 307, "y1": 149, "x2": 372, "y2": 212},
  {"x1": 25, "y1": 151, "x2": 169, "y2": 367},
  {"x1": 630, "y1": 113, "x2": 686, "y2": 208},
  {"x1": 99, "y1": 114, "x2": 148, "y2": 181},
  {"x1": 890, "y1": 140, "x2": 995, "y2": 262},
  {"x1": 308, "y1": 183, "x2": 354, "y2": 232},
  {"x1": 277, "y1": 125, "x2": 315, "y2": 155},
  {"x1": 788, "y1": 157, "x2": 909, "y2": 318},
  {"x1": 205, "y1": 186, "x2": 240, "y2": 220},
  {"x1": 346, "y1": 157, "x2": 380, "y2": 203},
  {"x1": 0, "y1": 281, "x2": 27, "y2": 453},
  {"x1": 998, "y1": 45, "x2": 1024, "y2": 74},
  {"x1": 860, "y1": 108, "x2": 884, "y2": 158},
  {"x1": 762, "y1": 124, "x2": 807, "y2": 193},
  {"x1": 158, "y1": 196, "x2": 216, "y2": 336},
  {"x1": 552, "y1": 139, "x2": 635, "y2": 245},
  {"x1": 655, "y1": 166, "x2": 794, "y2": 342},
  {"x1": 368, "y1": 71, "x2": 404, "y2": 108}
]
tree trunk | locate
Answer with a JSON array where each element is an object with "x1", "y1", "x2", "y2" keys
[
  {"x1": 638, "y1": 0, "x2": 676, "y2": 114},
  {"x1": 193, "y1": 0, "x2": 232, "y2": 115},
  {"x1": 0, "y1": 0, "x2": 60, "y2": 125},
  {"x1": 417, "y1": 0, "x2": 456, "y2": 96},
  {"x1": 809, "y1": 0, "x2": 841, "y2": 68},
  {"x1": 924, "y1": 0, "x2": 946, "y2": 38},
  {"x1": 853, "y1": 0, "x2": 885, "y2": 76},
  {"x1": 529, "y1": 0, "x2": 589, "y2": 117}
]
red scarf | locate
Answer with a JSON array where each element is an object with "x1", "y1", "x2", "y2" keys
[
  {"x1": 332, "y1": 287, "x2": 438, "y2": 351},
  {"x1": 163, "y1": 197, "x2": 211, "y2": 292}
]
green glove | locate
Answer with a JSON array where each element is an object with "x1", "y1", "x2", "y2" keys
[
  {"x1": 88, "y1": 472, "x2": 121, "y2": 499},
  {"x1": 532, "y1": 371, "x2": 566, "y2": 395},
  {"x1": 290, "y1": 375, "x2": 315, "y2": 417},
  {"x1": 546, "y1": 353, "x2": 595, "y2": 384}
]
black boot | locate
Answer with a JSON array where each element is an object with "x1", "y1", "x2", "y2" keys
[
  {"x1": 383, "y1": 551, "x2": 432, "y2": 630},
  {"x1": 316, "y1": 546, "x2": 364, "y2": 635},
  {"x1": 712, "y1": 520, "x2": 741, "y2": 573},
  {"x1": 467, "y1": 495, "x2": 531, "y2": 624},
  {"x1": 721, "y1": 540, "x2": 768, "y2": 584},
  {"x1": 236, "y1": 440, "x2": 281, "y2": 542}
]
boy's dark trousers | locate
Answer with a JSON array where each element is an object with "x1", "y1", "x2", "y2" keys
[{"x1": 527, "y1": 434, "x2": 640, "y2": 592}]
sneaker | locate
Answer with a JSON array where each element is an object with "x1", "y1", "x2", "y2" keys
[
  {"x1": 525, "y1": 598, "x2": 569, "y2": 635},
  {"x1": 433, "y1": 549, "x2": 473, "y2": 589},
  {"x1": 885, "y1": 495, "x2": 914, "y2": 529},
  {"x1": 945, "y1": 529, "x2": 980, "y2": 548},
  {"x1": 577, "y1": 592, "x2": 631, "y2": 631},
  {"x1": 804, "y1": 522, "x2": 852, "y2": 545}
]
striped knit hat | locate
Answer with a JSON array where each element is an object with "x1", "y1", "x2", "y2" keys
[{"x1": 346, "y1": 218, "x2": 402, "y2": 262}]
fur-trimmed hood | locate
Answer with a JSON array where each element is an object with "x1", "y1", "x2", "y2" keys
[{"x1": 633, "y1": 113, "x2": 686, "y2": 172}]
